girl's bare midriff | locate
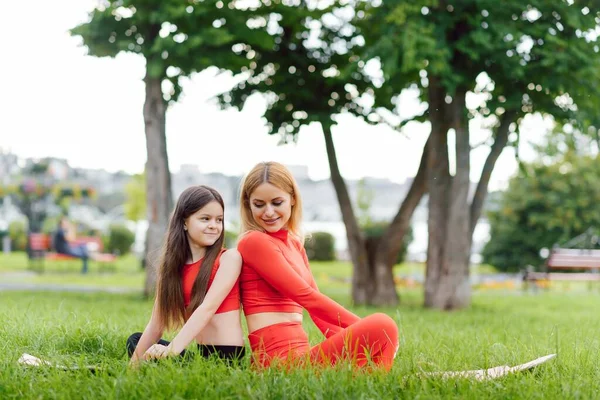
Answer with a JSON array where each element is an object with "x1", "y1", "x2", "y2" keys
[
  {"x1": 193, "y1": 310, "x2": 245, "y2": 346},
  {"x1": 246, "y1": 312, "x2": 303, "y2": 333}
]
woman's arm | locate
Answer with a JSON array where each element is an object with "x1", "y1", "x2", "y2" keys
[
  {"x1": 298, "y1": 244, "x2": 356, "y2": 338},
  {"x1": 238, "y1": 233, "x2": 360, "y2": 329},
  {"x1": 163, "y1": 249, "x2": 242, "y2": 355},
  {"x1": 130, "y1": 300, "x2": 164, "y2": 364}
]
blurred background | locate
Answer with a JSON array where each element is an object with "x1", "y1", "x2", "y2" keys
[{"x1": 1, "y1": 0, "x2": 599, "y2": 310}]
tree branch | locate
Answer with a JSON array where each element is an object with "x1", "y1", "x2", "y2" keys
[
  {"x1": 379, "y1": 136, "x2": 429, "y2": 266},
  {"x1": 469, "y1": 110, "x2": 518, "y2": 236}
]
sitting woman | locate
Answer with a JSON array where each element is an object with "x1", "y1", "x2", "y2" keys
[
  {"x1": 237, "y1": 162, "x2": 399, "y2": 371},
  {"x1": 53, "y1": 216, "x2": 90, "y2": 274},
  {"x1": 127, "y1": 185, "x2": 245, "y2": 365}
]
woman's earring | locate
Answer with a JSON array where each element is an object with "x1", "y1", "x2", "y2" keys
[{"x1": 183, "y1": 226, "x2": 187, "y2": 231}]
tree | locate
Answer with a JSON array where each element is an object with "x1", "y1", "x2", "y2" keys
[
  {"x1": 216, "y1": 0, "x2": 426, "y2": 306},
  {"x1": 0, "y1": 160, "x2": 96, "y2": 258},
  {"x1": 71, "y1": 0, "x2": 269, "y2": 296},
  {"x1": 365, "y1": 1, "x2": 600, "y2": 309},
  {"x1": 483, "y1": 149, "x2": 600, "y2": 272}
]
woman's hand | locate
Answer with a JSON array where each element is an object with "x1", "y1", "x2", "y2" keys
[{"x1": 143, "y1": 344, "x2": 176, "y2": 360}]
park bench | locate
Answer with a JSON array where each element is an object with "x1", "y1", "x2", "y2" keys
[
  {"x1": 28, "y1": 233, "x2": 117, "y2": 272},
  {"x1": 523, "y1": 248, "x2": 600, "y2": 290}
]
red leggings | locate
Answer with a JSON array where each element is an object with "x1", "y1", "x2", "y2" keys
[{"x1": 248, "y1": 313, "x2": 399, "y2": 371}]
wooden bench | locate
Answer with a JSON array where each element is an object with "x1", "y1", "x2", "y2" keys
[
  {"x1": 523, "y1": 248, "x2": 600, "y2": 291},
  {"x1": 28, "y1": 233, "x2": 117, "y2": 273}
]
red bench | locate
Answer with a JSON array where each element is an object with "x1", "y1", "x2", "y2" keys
[
  {"x1": 524, "y1": 248, "x2": 600, "y2": 290},
  {"x1": 28, "y1": 233, "x2": 117, "y2": 272}
]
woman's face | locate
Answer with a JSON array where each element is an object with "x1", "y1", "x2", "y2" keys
[
  {"x1": 249, "y1": 182, "x2": 294, "y2": 233},
  {"x1": 184, "y1": 200, "x2": 224, "y2": 249}
]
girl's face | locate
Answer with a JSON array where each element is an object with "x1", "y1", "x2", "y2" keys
[
  {"x1": 249, "y1": 182, "x2": 294, "y2": 233},
  {"x1": 184, "y1": 201, "x2": 224, "y2": 250}
]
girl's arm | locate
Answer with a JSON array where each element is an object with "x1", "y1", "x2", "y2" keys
[
  {"x1": 130, "y1": 300, "x2": 164, "y2": 364},
  {"x1": 238, "y1": 233, "x2": 360, "y2": 329},
  {"x1": 163, "y1": 249, "x2": 242, "y2": 355}
]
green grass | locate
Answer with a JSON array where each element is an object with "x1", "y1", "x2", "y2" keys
[
  {"x1": 0, "y1": 252, "x2": 145, "y2": 289},
  {"x1": 1, "y1": 288, "x2": 599, "y2": 399},
  {"x1": 1, "y1": 252, "x2": 498, "y2": 291}
]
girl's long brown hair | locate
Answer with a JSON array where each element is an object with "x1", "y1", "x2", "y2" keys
[{"x1": 155, "y1": 185, "x2": 225, "y2": 330}]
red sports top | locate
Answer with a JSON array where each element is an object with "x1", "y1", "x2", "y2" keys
[
  {"x1": 181, "y1": 248, "x2": 240, "y2": 314},
  {"x1": 237, "y1": 230, "x2": 360, "y2": 338}
]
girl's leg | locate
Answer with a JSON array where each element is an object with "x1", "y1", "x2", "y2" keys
[
  {"x1": 309, "y1": 313, "x2": 399, "y2": 370},
  {"x1": 126, "y1": 332, "x2": 180, "y2": 358},
  {"x1": 198, "y1": 345, "x2": 247, "y2": 364}
]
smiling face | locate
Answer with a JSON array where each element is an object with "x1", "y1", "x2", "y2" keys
[
  {"x1": 248, "y1": 182, "x2": 295, "y2": 233},
  {"x1": 184, "y1": 200, "x2": 224, "y2": 250}
]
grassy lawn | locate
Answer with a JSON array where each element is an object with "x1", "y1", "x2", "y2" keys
[
  {"x1": 1, "y1": 289, "x2": 599, "y2": 399},
  {"x1": 0, "y1": 252, "x2": 145, "y2": 289},
  {"x1": 0, "y1": 252, "x2": 499, "y2": 291}
]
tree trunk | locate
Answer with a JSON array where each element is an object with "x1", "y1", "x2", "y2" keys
[
  {"x1": 424, "y1": 77, "x2": 452, "y2": 309},
  {"x1": 321, "y1": 123, "x2": 371, "y2": 304},
  {"x1": 424, "y1": 82, "x2": 472, "y2": 310},
  {"x1": 371, "y1": 137, "x2": 430, "y2": 306},
  {"x1": 143, "y1": 73, "x2": 173, "y2": 298},
  {"x1": 441, "y1": 87, "x2": 471, "y2": 308}
]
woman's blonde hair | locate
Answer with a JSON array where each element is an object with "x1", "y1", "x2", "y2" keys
[{"x1": 239, "y1": 161, "x2": 303, "y2": 238}]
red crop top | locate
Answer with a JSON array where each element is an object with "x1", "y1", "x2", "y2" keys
[
  {"x1": 181, "y1": 248, "x2": 240, "y2": 314},
  {"x1": 237, "y1": 230, "x2": 360, "y2": 338}
]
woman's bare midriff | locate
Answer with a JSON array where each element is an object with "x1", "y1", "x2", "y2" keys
[
  {"x1": 192, "y1": 310, "x2": 245, "y2": 346},
  {"x1": 246, "y1": 312, "x2": 303, "y2": 333}
]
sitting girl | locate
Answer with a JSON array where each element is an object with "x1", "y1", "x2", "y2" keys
[{"x1": 127, "y1": 185, "x2": 245, "y2": 365}]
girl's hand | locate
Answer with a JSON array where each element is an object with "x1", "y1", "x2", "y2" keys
[{"x1": 143, "y1": 344, "x2": 175, "y2": 360}]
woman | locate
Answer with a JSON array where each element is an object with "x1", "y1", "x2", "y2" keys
[
  {"x1": 53, "y1": 216, "x2": 90, "y2": 274},
  {"x1": 237, "y1": 162, "x2": 399, "y2": 370},
  {"x1": 127, "y1": 185, "x2": 245, "y2": 365}
]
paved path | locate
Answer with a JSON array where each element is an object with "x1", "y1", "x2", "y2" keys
[{"x1": 0, "y1": 282, "x2": 139, "y2": 294}]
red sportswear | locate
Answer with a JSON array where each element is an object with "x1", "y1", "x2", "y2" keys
[
  {"x1": 237, "y1": 230, "x2": 360, "y2": 337},
  {"x1": 181, "y1": 248, "x2": 240, "y2": 314}
]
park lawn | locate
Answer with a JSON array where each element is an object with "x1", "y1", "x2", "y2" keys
[
  {"x1": 0, "y1": 252, "x2": 500, "y2": 292},
  {"x1": 1, "y1": 289, "x2": 599, "y2": 399}
]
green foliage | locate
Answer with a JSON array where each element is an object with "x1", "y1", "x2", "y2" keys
[
  {"x1": 124, "y1": 173, "x2": 146, "y2": 221},
  {"x1": 105, "y1": 224, "x2": 136, "y2": 255},
  {"x1": 216, "y1": 0, "x2": 379, "y2": 138},
  {"x1": 224, "y1": 230, "x2": 238, "y2": 249},
  {"x1": 369, "y1": 1, "x2": 600, "y2": 126},
  {"x1": 41, "y1": 217, "x2": 60, "y2": 235},
  {"x1": 363, "y1": 222, "x2": 413, "y2": 264},
  {"x1": 483, "y1": 153, "x2": 600, "y2": 272},
  {"x1": 356, "y1": 178, "x2": 375, "y2": 227},
  {"x1": 71, "y1": 0, "x2": 270, "y2": 103},
  {"x1": 305, "y1": 231, "x2": 336, "y2": 261},
  {"x1": 8, "y1": 220, "x2": 27, "y2": 252}
]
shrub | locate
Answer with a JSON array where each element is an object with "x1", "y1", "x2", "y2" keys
[
  {"x1": 224, "y1": 230, "x2": 238, "y2": 249},
  {"x1": 363, "y1": 222, "x2": 413, "y2": 264},
  {"x1": 105, "y1": 224, "x2": 135, "y2": 255},
  {"x1": 9, "y1": 220, "x2": 27, "y2": 252},
  {"x1": 305, "y1": 231, "x2": 336, "y2": 261}
]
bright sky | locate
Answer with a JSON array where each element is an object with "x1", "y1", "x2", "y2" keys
[{"x1": 0, "y1": 0, "x2": 550, "y2": 190}]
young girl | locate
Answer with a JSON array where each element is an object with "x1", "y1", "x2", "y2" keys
[
  {"x1": 237, "y1": 162, "x2": 399, "y2": 370},
  {"x1": 127, "y1": 185, "x2": 245, "y2": 365}
]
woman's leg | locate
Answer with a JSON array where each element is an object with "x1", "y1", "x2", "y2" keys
[
  {"x1": 65, "y1": 245, "x2": 89, "y2": 274},
  {"x1": 309, "y1": 313, "x2": 399, "y2": 370},
  {"x1": 248, "y1": 322, "x2": 310, "y2": 369}
]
